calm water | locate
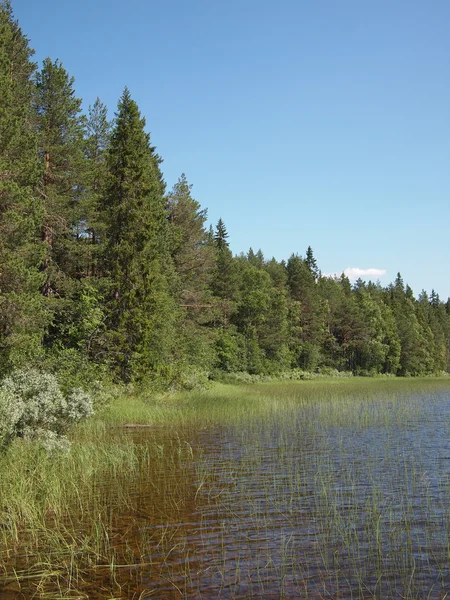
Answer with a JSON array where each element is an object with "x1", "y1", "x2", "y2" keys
[{"x1": 4, "y1": 387, "x2": 450, "y2": 599}]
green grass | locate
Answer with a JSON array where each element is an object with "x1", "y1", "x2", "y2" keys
[{"x1": 1, "y1": 376, "x2": 450, "y2": 598}]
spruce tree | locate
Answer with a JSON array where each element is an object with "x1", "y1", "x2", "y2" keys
[
  {"x1": 211, "y1": 218, "x2": 236, "y2": 298},
  {"x1": 0, "y1": 1, "x2": 47, "y2": 371},
  {"x1": 305, "y1": 245, "x2": 319, "y2": 281},
  {"x1": 210, "y1": 218, "x2": 237, "y2": 328},
  {"x1": 214, "y1": 218, "x2": 229, "y2": 251},
  {"x1": 103, "y1": 88, "x2": 176, "y2": 380}
]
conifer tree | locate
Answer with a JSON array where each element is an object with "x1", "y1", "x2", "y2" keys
[
  {"x1": 214, "y1": 218, "x2": 229, "y2": 251},
  {"x1": 33, "y1": 57, "x2": 86, "y2": 293},
  {"x1": 166, "y1": 173, "x2": 214, "y2": 304},
  {"x1": 287, "y1": 254, "x2": 325, "y2": 369},
  {"x1": 102, "y1": 88, "x2": 176, "y2": 380},
  {"x1": 305, "y1": 246, "x2": 319, "y2": 281},
  {"x1": 210, "y1": 218, "x2": 237, "y2": 326},
  {"x1": 211, "y1": 219, "x2": 236, "y2": 297},
  {"x1": 83, "y1": 97, "x2": 111, "y2": 276},
  {"x1": 388, "y1": 279, "x2": 434, "y2": 375},
  {"x1": 166, "y1": 173, "x2": 216, "y2": 370},
  {"x1": 0, "y1": 1, "x2": 47, "y2": 371}
]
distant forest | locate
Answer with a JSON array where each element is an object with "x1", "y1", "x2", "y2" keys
[{"x1": 1, "y1": 1, "x2": 449, "y2": 386}]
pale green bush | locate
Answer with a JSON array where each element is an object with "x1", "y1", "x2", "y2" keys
[
  {"x1": 2, "y1": 369, "x2": 66, "y2": 433},
  {"x1": 0, "y1": 388, "x2": 24, "y2": 448},
  {"x1": 0, "y1": 368, "x2": 94, "y2": 452},
  {"x1": 63, "y1": 388, "x2": 95, "y2": 424},
  {"x1": 29, "y1": 429, "x2": 72, "y2": 455}
]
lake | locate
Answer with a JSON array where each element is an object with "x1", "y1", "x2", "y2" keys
[{"x1": 2, "y1": 380, "x2": 450, "y2": 599}]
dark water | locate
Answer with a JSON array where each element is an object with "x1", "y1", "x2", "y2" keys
[{"x1": 3, "y1": 388, "x2": 450, "y2": 599}]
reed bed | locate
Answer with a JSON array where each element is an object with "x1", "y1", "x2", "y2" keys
[{"x1": 1, "y1": 377, "x2": 450, "y2": 598}]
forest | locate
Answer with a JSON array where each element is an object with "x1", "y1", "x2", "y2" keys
[{"x1": 1, "y1": 1, "x2": 449, "y2": 389}]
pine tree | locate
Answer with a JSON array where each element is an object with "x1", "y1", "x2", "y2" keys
[
  {"x1": 287, "y1": 254, "x2": 325, "y2": 369},
  {"x1": 83, "y1": 97, "x2": 111, "y2": 275},
  {"x1": 166, "y1": 173, "x2": 214, "y2": 304},
  {"x1": 0, "y1": 1, "x2": 47, "y2": 372},
  {"x1": 85, "y1": 98, "x2": 110, "y2": 192},
  {"x1": 103, "y1": 88, "x2": 176, "y2": 380},
  {"x1": 33, "y1": 57, "x2": 86, "y2": 294},
  {"x1": 166, "y1": 173, "x2": 216, "y2": 371}
]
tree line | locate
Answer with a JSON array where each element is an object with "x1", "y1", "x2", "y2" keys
[{"x1": 1, "y1": 1, "x2": 449, "y2": 386}]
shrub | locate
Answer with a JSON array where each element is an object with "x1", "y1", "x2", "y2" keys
[
  {"x1": 63, "y1": 388, "x2": 95, "y2": 423},
  {"x1": 0, "y1": 368, "x2": 94, "y2": 452},
  {"x1": 29, "y1": 429, "x2": 73, "y2": 455},
  {"x1": 210, "y1": 368, "x2": 354, "y2": 384},
  {"x1": 0, "y1": 388, "x2": 24, "y2": 449},
  {"x1": 2, "y1": 369, "x2": 66, "y2": 434}
]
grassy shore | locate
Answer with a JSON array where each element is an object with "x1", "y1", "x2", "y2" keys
[{"x1": 1, "y1": 376, "x2": 450, "y2": 598}]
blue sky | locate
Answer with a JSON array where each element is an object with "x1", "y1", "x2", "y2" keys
[{"x1": 12, "y1": 0, "x2": 450, "y2": 299}]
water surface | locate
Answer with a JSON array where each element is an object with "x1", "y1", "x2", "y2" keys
[{"x1": 3, "y1": 384, "x2": 450, "y2": 599}]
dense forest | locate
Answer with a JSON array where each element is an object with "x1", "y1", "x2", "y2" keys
[{"x1": 1, "y1": 1, "x2": 449, "y2": 388}]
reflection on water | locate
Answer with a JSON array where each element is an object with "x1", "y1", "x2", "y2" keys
[{"x1": 4, "y1": 388, "x2": 450, "y2": 599}]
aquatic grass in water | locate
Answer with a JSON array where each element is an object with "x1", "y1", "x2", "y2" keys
[{"x1": 1, "y1": 377, "x2": 450, "y2": 598}]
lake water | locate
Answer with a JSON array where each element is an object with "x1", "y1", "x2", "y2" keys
[{"x1": 3, "y1": 385, "x2": 450, "y2": 599}]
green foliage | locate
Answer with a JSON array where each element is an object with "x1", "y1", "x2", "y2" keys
[{"x1": 215, "y1": 329, "x2": 241, "y2": 372}]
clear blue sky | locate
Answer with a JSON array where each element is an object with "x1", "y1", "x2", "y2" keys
[{"x1": 12, "y1": 0, "x2": 450, "y2": 299}]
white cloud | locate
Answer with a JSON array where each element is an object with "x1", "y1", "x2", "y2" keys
[{"x1": 343, "y1": 267, "x2": 387, "y2": 281}]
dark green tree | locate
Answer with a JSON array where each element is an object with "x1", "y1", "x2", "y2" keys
[
  {"x1": 418, "y1": 290, "x2": 448, "y2": 372},
  {"x1": 214, "y1": 217, "x2": 229, "y2": 251},
  {"x1": 247, "y1": 247, "x2": 265, "y2": 269},
  {"x1": 287, "y1": 254, "x2": 326, "y2": 369},
  {"x1": 166, "y1": 173, "x2": 216, "y2": 371},
  {"x1": 211, "y1": 218, "x2": 237, "y2": 326},
  {"x1": 387, "y1": 277, "x2": 435, "y2": 375},
  {"x1": 305, "y1": 245, "x2": 319, "y2": 281},
  {"x1": 80, "y1": 97, "x2": 111, "y2": 276},
  {"x1": 33, "y1": 57, "x2": 86, "y2": 294},
  {"x1": 32, "y1": 57, "x2": 98, "y2": 375},
  {"x1": 353, "y1": 286, "x2": 400, "y2": 374},
  {"x1": 167, "y1": 174, "x2": 214, "y2": 304},
  {"x1": 102, "y1": 88, "x2": 176, "y2": 381},
  {"x1": 0, "y1": 1, "x2": 47, "y2": 372}
]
